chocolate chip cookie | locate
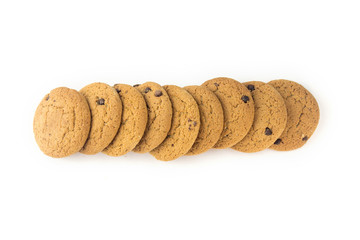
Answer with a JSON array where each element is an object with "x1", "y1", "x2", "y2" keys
[
  {"x1": 150, "y1": 85, "x2": 200, "y2": 161},
  {"x1": 33, "y1": 87, "x2": 91, "y2": 158},
  {"x1": 133, "y1": 82, "x2": 173, "y2": 153},
  {"x1": 232, "y1": 81, "x2": 287, "y2": 152},
  {"x1": 202, "y1": 77, "x2": 255, "y2": 149},
  {"x1": 184, "y1": 85, "x2": 224, "y2": 155},
  {"x1": 268, "y1": 79, "x2": 320, "y2": 151},
  {"x1": 80, "y1": 82, "x2": 122, "y2": 155},
  {"x1": 103, "y1": 84, "x2": 148, "y2": 156}
]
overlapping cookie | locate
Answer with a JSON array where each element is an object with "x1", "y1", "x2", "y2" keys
[
  {"x1": 80, "y1": 82, "x2": 122, "y2": 155},
  {"x1": 133, "y1": 82, "x2": 173, "y2": 153},
  {"x1": 232, "y1": 81, "x2": 287, "y2": 153},
  {"x1": 33, "y1": 87, "x2": 91, "y2": 158},
  {"x1": 184, "y1": 85, "x2": 224, "y2": 155},
  {"x1": 202, "y1": 77, "x2": 255, "y2": 149},
  {"x1": 103, "y1": 84, "x2": 148, "y2": 156},
  {"x1": 268, "y1": 79, "x2": 320, "y2": 151},
  {"x1": 150, "y1": 85, "x2": 200, "y2": 161}
]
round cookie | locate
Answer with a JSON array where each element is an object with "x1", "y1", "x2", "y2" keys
[
  {"x1": 133, "y1": 82, "x2": 172, "y2": 153},
  {"x1": 33, "y1": 87, "x2": 91, "y2": 158},
  {"x1": 150, "y1": 85, "x2": 200, "y2": 161},
  {"x1": 79, "y1": 82, "x2": 122, "y2": 155},
  {"x1": 232, "y1": 81, "x2": 287, "y2": 153},
  {"x1": 268, "y1": 79, "x2": 320, "y2": 151},
  {"x1": 202, "y1": 77, "x2": 255, "y2": 149},
  {"x1": 103, "y1": 84, "x2": 148, "y2": 156},
  {"x1": 184, "y1": 85, "x2": 224, "y2": 155}
]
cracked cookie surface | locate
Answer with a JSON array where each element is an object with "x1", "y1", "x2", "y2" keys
[
  {"x1": 80, "y1": 82, "x2": 122, "y2": 154},
  {"x1": 202, "y1": 77, "x2": 254, "y2": 149},
  {"x1": 150, "y1": 85, "x2": 200, "y2": 161},
  {"x1": 184, "y1": 85, "x2": 224, "y2": 155},
  {"x1": 33, "y1": 87, "x2": 91, "y2": 158},
  {"x1": 133, "y1": 82, "x2": 172, "y2": 153},
  {"x1": 103, "y1": 84, "x2": 148, "y2": 156},
  {"x1": 268, "y1": 79, "x2": 320, "y2": 151},
  {"x1": 232, "y1": 81, "x2": 287, "y2": 153}
]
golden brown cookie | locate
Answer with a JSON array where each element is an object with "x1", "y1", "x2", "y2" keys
[
  {"x1": 103, "y1": 84, "x2": 148, "y2": 156},
  {"x1": 268, "y1": 79, "x2": 320, "y2": 151},
  {"x1": 202, "y1": 77, "x2": 255, "y2": 149},
  {"x1": 232, "y1": 81, "x2": 287, "y2": 153},
  {"x1": 79, "y1": 82, "x2": 122, "y2": 155},
  {"x1": 150, "y1": 85, "x2": 200, "y2": 161},
  {"x1": 133, "y1": 82, "x2": 172, "y2": 153},
  {"x1": 33, "y1": 87, "x2": 91, "y2": 158},
  {"x1": 184, "y1": 85, "x2": 224, "y2": 155}
]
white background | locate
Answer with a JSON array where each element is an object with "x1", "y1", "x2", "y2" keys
[{"x1": 0, "y1": 0, "x2": 359, "y2": 239}]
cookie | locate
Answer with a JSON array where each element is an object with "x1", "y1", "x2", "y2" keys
[
  {"x1": 103, "y1": 84, "x2": 148, "y2": 156},
  {"x1": 202, "y1": 77, "x2": 255, "y2": 149},
  {"x1": 150, "y1": 85, "x2": 200, "y2": 161},
  {"x1": 33, "y1": 87, "x2": 91, "y2": 158},
  {"x1": 268, "y1": 79, "x2": 320, "y2": 151},
  {"x1": 133, "y1": 82, "x2": 173, "y2": 153},
  {"x1": 232, "y1": 81, "x2": 287, "y2": 153},
  {"x1": 184, "y1": 85, "x2": 224, "y2": 155},
  {"x1": 79, "y1": 82, "x2": 122, "y2": 155}
]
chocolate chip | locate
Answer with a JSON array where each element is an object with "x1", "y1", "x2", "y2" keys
[
  {"x1": 97, "y1": 98, "x2": 105, "y2": 105},
  {"x1": 115, "y1": 88, "x2": 121, "y2": 93},
  {"x1": 193, "y1": 121, "x2": 197, "y2": 127},
  {"x1": 302, "y1": 136, "x2": 308, "y2": 141},
  {"x1": 247, "y1": 84, "x2": 255, "y2": 91},
  {"x1": 241, "y1": 95, "x2": 250, "y2": 103},
  {"x1": 45, "y1": 95, "x2": 49, "y2": 101},
  {"x1": 133, "y1": 84, "x2": 140, "y2": 87},
  {"x1": 265, "y1": 127, "x2": 272, "y2": 135},
  {"x1": 274, "y1": 139, "x2": 282, "y2": 145},
  {"x1": 154, "y1": 90, "x2": 163, "y2": 97},
  {"x1": 189, "y1": 124, "x2": 192, "y2": 130},
  {"x1": 171, "y1": 144, "x2": 174, "y2": 147},
  {"x1": 214, "y1": 83, "x2": 219, "y2": 87},
  {"x1": 144, "y1": 87, "x2": 151, "y2": 93}
]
